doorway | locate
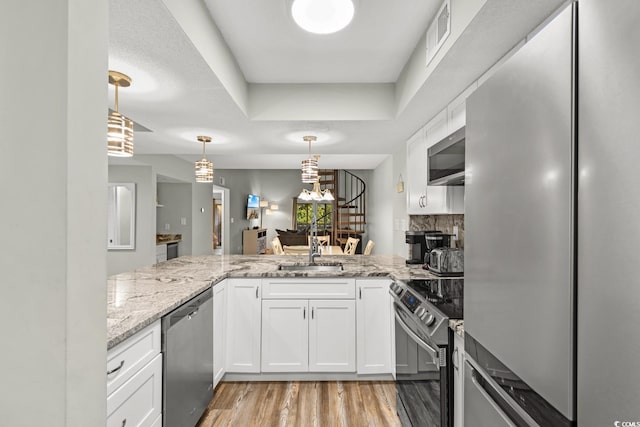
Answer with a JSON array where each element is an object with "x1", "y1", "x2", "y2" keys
[{"x1": 212, "y1": 185, "x2": 230, "y2": 255}]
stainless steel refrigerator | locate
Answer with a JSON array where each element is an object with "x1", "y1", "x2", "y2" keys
[{"x1": 464, "y1": 1, "x2": 640, "y2": 426}]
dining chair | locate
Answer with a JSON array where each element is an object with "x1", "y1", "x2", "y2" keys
[
  {"x1": 308, "y1": 235, "x2": 330, "y2": 246},
  {"x1": 271, "y1": 237, "x2": 285, "y2": 255},
  {"x1": 344, "y1": 237, "x2": 359, "y2": 255},
  {"x1": 363, "y1": 240, "x2": 375, "y2": 255}
]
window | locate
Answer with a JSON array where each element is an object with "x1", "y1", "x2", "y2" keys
[{"x1": 295, "y1": 202, "x2": 332, "y2": 230}]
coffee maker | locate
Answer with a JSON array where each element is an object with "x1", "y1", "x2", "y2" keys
[{"x1": 405, "y1": 231, "x2": 427, "y2": 264}]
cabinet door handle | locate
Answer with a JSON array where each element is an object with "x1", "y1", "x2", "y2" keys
[
  {"x1": 312, "y1": 307, "x2": 314, "y2": 319},
  {"x1": 107, "y1": 360, "x2": 124, "y2": 376},
  {"x1": 359, "y1": 287, "x2": 362, "y2": 299},
  {"x1": 188, "y1": 309, "x2": 198, "y2": 319},
  {"x1": 303, "y1": 307, "x2": 306, "y2": 319},
  {"x1": 255, "y1": 287, "x2": 259, "y2": 299},
  {"x1": 121, "y1": 419, "x2": 127, "y2": 427}
]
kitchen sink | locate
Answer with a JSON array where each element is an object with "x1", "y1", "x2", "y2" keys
[{"x1": 277, "y1": 263, "x2": 344, "y2": 272}]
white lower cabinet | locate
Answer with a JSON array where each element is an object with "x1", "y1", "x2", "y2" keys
[
  {"x1": 453, "y1": 332, "x2": 465, "y2": 427},
  {"x1": 107, "y1": 354, "x2": 162, "y2": 427},
  {"x1": 213, "y1": 280, "x2": 227, "y2": 388},
  {"x1": 356, "y1": 279, "x2": 393, "y2": 374},
  {"x1": 225, "y1": 278, "x2": 261, "y2": 373},
  {"x1": 261, "y1": 299, "x2": 309, "y2": 372},
  {"x1": 309, "y1": 299, "x2": 356, "y2": 372},
  {"x1": 106, "y1": 320, "x2": 163, "y2": 427},
  {"x1": 261, "y1": 299, "x2": 356, "y2": 373}
]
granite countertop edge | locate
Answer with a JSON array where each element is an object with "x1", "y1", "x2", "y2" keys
[{"x1": 107, "y1": 254, "x2": 440, "y2": 350}]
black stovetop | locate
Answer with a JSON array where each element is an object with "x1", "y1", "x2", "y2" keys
[{"x1": 406, "y1": 278, "x2": 464, "y2": 320}]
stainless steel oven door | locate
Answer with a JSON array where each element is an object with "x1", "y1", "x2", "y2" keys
[
  {"x1": 394, "y1": 303, "x2": 449, "y2": 427},
  {"x1": 394, "y1": 303, "x2": 442, "y2": 368}
]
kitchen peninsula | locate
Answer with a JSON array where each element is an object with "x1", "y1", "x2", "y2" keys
[{"x1": 107, "y1": 254, "x2": 439, "y2": 349}]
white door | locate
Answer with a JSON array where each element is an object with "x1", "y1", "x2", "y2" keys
[
  {"x1": 356, "y1": 280, "x2": 393, "y2": 374},
  {"x1": 225, "y1": 279, "x2": 261, "y2": 373},
  {"x1": 212, "y1": 281, "x2": 227, "y2": 387},
  {"x1": 309, "y1": 300, "x2": 356, "y2": 372},
  {"x1": 261, "y1": 300, "x2": 309, "y2": 372}
]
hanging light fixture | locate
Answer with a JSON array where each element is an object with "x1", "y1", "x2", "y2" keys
[
  {"x1": 301, "y1": 136, "x2": 319, "y2": 183},
  {"x1": 107, "y1": 71, "x2": 134, "y2": 157},
  {"x1": 298, "y1": 181, "x2": 334, "y2": 202},
  {"x1": 291, "y1": 0, "x2": 355, "y2": 34},
  {"x1": 195, "y1": 136, "x2": 214, "y2": 183}
]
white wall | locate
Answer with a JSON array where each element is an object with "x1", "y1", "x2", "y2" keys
[
  {"x1": 0, "y1": 0, "x2": 107, "y2": 425},
  {"x1": 108, "y1": 166, "x2": 155, "y2": 275},
  {"x1": 367, "y1": 157, "x2": 394, "y2": 254},
  {"x1": 368, "y1": 145, "x2": 408, "y2": 257}
]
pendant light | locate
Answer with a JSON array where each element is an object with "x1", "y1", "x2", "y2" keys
[
  {"x1": 301, "y1": 135, "x2": 319, "y2": 183},
  {"x1": 195, "y1": 136, "x2": 214, "y2": 183},
  {"x1": 107, "y1": 70, "x2": 134, "y2": 157}
]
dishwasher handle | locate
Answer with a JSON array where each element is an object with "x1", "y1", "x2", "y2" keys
[{"x1": 162, "y1": 288, "x2": 212, "y2": 331}]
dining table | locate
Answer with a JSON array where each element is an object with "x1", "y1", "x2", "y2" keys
[{"x1": 282, "y1": 245, "x2": 344, "y2": 255}]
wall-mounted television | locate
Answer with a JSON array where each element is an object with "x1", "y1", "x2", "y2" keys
[{"x1": 247, "y1": 194, "x2": 260, "y2": 220}]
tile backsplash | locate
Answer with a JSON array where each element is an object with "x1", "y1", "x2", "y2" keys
[{"x1": 409, "y1": 214, "x2": 465, "y2": 248}]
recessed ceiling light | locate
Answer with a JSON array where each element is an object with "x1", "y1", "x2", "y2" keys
[{"x1": 291, "y1": 0, "x2": 355, "y2": 35}]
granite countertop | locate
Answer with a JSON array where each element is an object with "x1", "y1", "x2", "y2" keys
[
  {"x1": 107, "y1": 254, "x2": 439, "y2": 349},
  {"x1": 156, "y1": 239, "x2": 181, "y2": 245},
  {"x1": 156, "y1": 233, "x2": 182, "y2": 245}
]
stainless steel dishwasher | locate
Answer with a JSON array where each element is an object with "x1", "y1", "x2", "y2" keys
[{"x1": 162, "y1": 288, "x2": 213, "y2": 427}]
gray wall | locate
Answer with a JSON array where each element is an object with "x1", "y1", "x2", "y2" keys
[
  {"x1": 1, "y1": 1, "x2": 107, "y2": 425},
  {"x1": 157, "y1": 183, "x2": 193, "y2": 256},
  {"x1": 215, "y1": 169, "x2": 302, "y2": 253},
  {"x1": 108, "y1": 166, "x2": 155, "y2": 275},
  {"x1": 215, "y1": 169, "x2": 373, "y2": 254}
]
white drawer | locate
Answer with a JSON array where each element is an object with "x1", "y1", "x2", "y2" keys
[
  {"x1": 107, "y1": 321, "x2": 161, "y2": 396},
  {"x1": 107, "y1": 354, "x2": 162, "y2": 427},
  {"x1": 261, "y1": 278, "x2": 355, "y2": 299}
]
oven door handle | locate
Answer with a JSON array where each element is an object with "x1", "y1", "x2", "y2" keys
[{"x1": 394, "y1": 310, "x2": 440, "y2": 369}]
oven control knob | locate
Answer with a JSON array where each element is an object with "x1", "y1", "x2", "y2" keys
[
  {"x1": 423, "y1": 313, "x2": 436, "y2": 326},
  {"x1": 390, "y1": 282, "x2": 403, "y2": 295},
  {"x1": 415, "y1": 306, "x2": 427, "y2": 318}
]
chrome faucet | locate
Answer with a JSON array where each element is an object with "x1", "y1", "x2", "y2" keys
[
  {"x1": 309, "y1": 236, "x2": 321, "y2": 264},
  {"x1": 308, "y1": 200, "x2": 321, "y2": 264}
]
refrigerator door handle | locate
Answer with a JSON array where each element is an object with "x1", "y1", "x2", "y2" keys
[
  {"x1": 466, "y1": 359, "x2": 539, "y2": 427},
  {"x1": 394, "y1": 311, "x2": 440, "y2": 368}
]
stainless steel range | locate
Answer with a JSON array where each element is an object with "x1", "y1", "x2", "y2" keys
[{"x1": 390, "y1": 278, "x2": 463, "y2": 427}]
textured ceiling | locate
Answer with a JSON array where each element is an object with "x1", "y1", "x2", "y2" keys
[
  {"x1": 203, "y1": 0, "x2": 441, "y2": 83},
  {"x1": 108, "y1": 0, "x2": 567, "y2": 169}
]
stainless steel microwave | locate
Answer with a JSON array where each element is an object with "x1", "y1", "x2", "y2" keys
[{"x1": 427, "y1": 126, "x2": 465, "y2": 186}]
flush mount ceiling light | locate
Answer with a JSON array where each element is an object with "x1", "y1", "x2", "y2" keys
[
  {"x1": 107, "y1": 71, "x2": 134, "y2": 157},
  {"x1": 195, "y1": 136, "x2": 214, "y2": 183},
  {"x1": 291, "y1": 0, "x2": 355, "y2": 34},
  {"x1": 301, "y1": 135, "x2": 319, "y2": 183}
]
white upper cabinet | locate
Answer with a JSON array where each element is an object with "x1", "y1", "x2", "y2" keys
[
  {"x1": 406, "y1": 127, "x2": 428, "y2": 214},
  {"x1": 406, "y1": 80, "x2": 481, "y2": 215},
  {"x1": 447, "y1": 81, "x2": 478, "y2": 133}
]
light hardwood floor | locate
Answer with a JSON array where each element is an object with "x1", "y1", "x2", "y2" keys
[{"x1": 197, "y1": 381, "x2": 401, "y2": 427}]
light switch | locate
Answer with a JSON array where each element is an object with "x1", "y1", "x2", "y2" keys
[
  {"x1": 164, "y1": 223, "x2": 170, "y2": 230},
  {"x1": 453, "y1": 226, "x2": 459, "y2": 240},
  {"x1": 180, "y1": 217, "x2": 187, "y2": 225}
]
